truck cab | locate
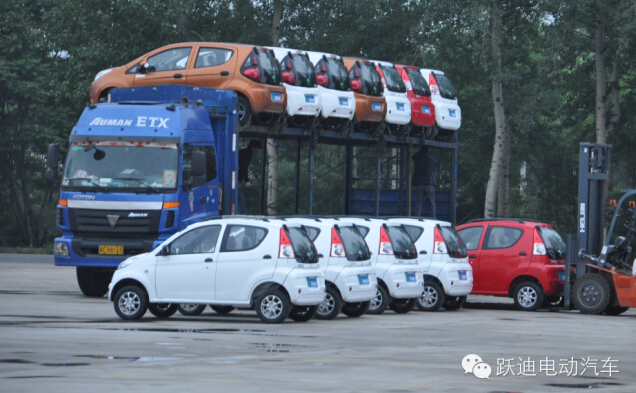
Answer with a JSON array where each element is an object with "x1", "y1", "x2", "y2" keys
[{"x1": 48, "y1": 85, "x2": 238, "y2": 297}]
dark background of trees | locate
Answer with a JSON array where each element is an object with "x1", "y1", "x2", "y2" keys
[{"x1": 1, "y1": 0, "x2": 635, "y2": 247}]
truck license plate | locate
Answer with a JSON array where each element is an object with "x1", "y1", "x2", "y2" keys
[{"x1": 99, "y1": 245, "x2": 123, "y2": 255}]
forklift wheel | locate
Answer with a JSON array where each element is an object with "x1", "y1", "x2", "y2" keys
[{"x1": 572, "y1": 273, "x2": 611, "y2": 315}]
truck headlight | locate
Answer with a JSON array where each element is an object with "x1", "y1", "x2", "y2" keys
[
  {"x1": 53, "y1": 242, "x2": 70, "y2": 257},
  {"x1": 94, "y1": 68, "x2": 112, "y2": 81}
]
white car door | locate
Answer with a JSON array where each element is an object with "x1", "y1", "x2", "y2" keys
[
  {"x1": 215, "y1": 224, "x2": 277, "y2": 301},
  {"x1": 155, "y1": 224, "x2": 222, "y2": 302}
]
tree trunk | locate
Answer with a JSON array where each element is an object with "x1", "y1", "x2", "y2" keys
[
  {"x1": 595, "y1": 0, "x2": 607, "y2": 144},
  {"x1": 497, "y1": 124, "x2": 511, "y2": 217},
  {"x1": 266, "y1": 0, "x2": 283, "y2": 216},
  {"x1": 484, "y1": 2, "x2": 508, "y2": 218},
  {"x1": 607, "y1": 52, "x2": 621, "y2": 136}
]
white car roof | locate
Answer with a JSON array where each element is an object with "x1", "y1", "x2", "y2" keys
[
  {"x1": 387, "y1": 217, "x2": 452, "y2": 227},
  {"x1": 305, "y1": 50, "x2": 343, "y2": 66},
  {"x1": 265, "y1": 46, "x2": 308, "y2": 61},
  {"x1": 370, "y1": 59, "x2": 394, "y2": 68},
  {"x1": 419, "y1": 68, "x2": 445, "y2": 75}
]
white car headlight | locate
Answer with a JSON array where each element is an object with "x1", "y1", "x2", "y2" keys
[
  {"x1": 117, "y1": 258, "x2": 136, "y2": 270},
  {"x1": 94, "y1": 68, "x2": 112, "y2": 81}
]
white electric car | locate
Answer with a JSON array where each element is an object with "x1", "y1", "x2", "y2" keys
[
  {"x1": 418, "y1": 68, "x2": 462, "y2": 141},
  {"x1": 108, "y1": 217, "x2": 326, "y2": 324},
  {"x1": 336, "y1": 217, "x2": 424, "y2": 314},
  {"x1": 305, "y1": 50, "x2": 356, "y2": 132},
  {"x1": 284, "y1": 217, "x2": 377, "y2": 319},
  {"x1": 267, "y1": 47, "x2": 322, "y2": 129},
  {"x1": 389, "y1": 217, "x2": 472, "y2": 311},
  {"x1": 371, "y1": 60, "x2": 411, "y2": 136}
]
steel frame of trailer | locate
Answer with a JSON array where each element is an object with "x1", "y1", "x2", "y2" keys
[{"x1": 239, "y1": 124, "x2": 458, "y2": 223}]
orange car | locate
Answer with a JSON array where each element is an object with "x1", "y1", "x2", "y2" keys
[
  {"x1": 342, "y1": 57, "x2": 387, "y2": 133},
  {"x1": 90, "y1": 43, "x2": 286, "y2": 126}
]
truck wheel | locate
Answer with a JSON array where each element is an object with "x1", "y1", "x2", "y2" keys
[
  {"x1": 341, "y1": 301, "x2": 370, "y2": 318},
  {"x1": 417, "y1": 282, "x2": 445, "y2": 311},
  {"x1": 367, "y1": 285, "x2": 390, "y2": 315},
  {"x1": 513, "y1": 282, "x2": 544, "y2": 311},
  {"x1": 572, "y1": 273, "x2": 611, "y2": 315},
  {"x1": 114, "y1": 286, "x2": 147, "y2": 320},
  {"x1": 148, "y1": 303, "x2": 178, "y2": 318},
  {"x1": 604, "y1": 306, "x2": 629, "y2": 315},
  {"x1": 288, "y1": 305, "x2": 318, "y2": 322},
  {"x1": 210, "y1": 305, "x2": 235, "y2": 314},
  {"x1": 77, "y1": 267, "x2": 112, "y2": 297},
  {"x1": 178, "y1": 304, "x2": 207, "y2": 316},
  {"x1": 389, "y1": 298, "x2": 416, "y2": 313},
  {"x1": 442, "y1": 295, "x2": 467, "y2": 311},
  {"x1": 255, "y1": 288, "x2": 291, "y2": 324},
  {"x1": 315, "y1": 286, "x2": 343, "y2": 320},
  {"x1": 237, "y1": 96, "x2": 252, "y2": 126}
]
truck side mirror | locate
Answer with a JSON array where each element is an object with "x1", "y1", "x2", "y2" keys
[
  {"x1": 45, "y1": 143, "x2": 60, "y2": 180},
  {"x1": 187, "y1": 150, "x2": 207, "y2": 189}
]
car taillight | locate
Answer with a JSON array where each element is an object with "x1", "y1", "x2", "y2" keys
[
  {"x1": 252, "y1": 55, "x2": 258, "y2": 66},
  {"x1": 379, "y1": 226, "x2": 393, "y2": 255},
  {"x1": 321, "y1": 63, "x2": 327, "y2": 73},
  {"x1": 429, "y1": 74, "x2": 440, "y2": 95},
  {"x1": 533, "y1": 228, "x2": 547, "y2": 256},
  {"x1": 331, "y1": 227, "x2": 346, "y2": 257},
  {"x1": 282, "y1": 71, "x2": 295, "y2": 84},
  {"x1": 279, "y1": 228, "x2": 295, "y2": 258},
  {"x1": 355, "y1": 68, "x2": 360, "y2": 78},
  {"x1": 433, "y1": 227, "x2": 448, "y2": 254},
  {"x1": 243, "y1": 68, "x2": 261, "y2": 81},
  {"x1": 351, "y1": 79, "x2": 363, "y2": 92},
  {"x1": 316, "y1": 74, "x2": 329, "y2": 87}
]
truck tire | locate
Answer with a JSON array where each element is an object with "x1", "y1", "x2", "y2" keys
[
  {"x1": 255, "y1": 288, "x2": 291, "y2": 324},
  {"x1": 417, "y1": 282, "x2": 445, "y2": 311},
  {"x1": 114, "y1": 286, "x2": 147, "y2": 320},
  {"x1": 77, "y1": 267, "x2": 112, "y2": 297},
  {"x1": 389, "y1": 298, "x2": 416, "y2": 314},
  {"x1": 288, "y1": 305, "x2": 318, "y2": 322},
  {"x1": 572, "y1": 273, "x2": 611, "y2": 315},
  {"x1": 367, "y1": 285, "x2": 390, "y2": 315},
  {"x1": 442, "y1": 295, "x2": 467, "y2": 311},
  {"x1": 513, "y1": 281, "x2": 544, "y2": 311},
  {"x1": 341, "y1": 301, "x2": 370, "y2": 318},
  {"x1": 148, "y1": 303, "x2": 178, "y2": 318}
]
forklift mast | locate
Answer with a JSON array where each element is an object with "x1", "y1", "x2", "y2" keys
[{"x1": 564, "y1": 143, "x2": 611, "y2": 307}]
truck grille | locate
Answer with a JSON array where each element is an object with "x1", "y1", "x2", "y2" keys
[{"x1": 68, "y1": 208, "x2": 161, "y2": 234}]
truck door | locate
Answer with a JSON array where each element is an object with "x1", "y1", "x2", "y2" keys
[
  {"x1": 134, "y1": 47, "x2": 192, "y2": 87},
  {"x1": 215, "y1": 224, "x2": 276, "y2": 301},
  {"x1": 155, "y1": 224, "x2": 222, "y2": 302},
  {"x1": 187, "y1": 45, "x2": 238, "y2": 89}
]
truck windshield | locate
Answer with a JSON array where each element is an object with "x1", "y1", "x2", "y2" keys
[
  {"x1": 432, "y1": 72, "x2": 457, "y2": 100},
  {"x1": 290, "y1": 53, "x2": 316, "y2": 87},
  {"x1": 336, "y1": 225, "x2": 371, "y2": 261},
  {"x1": 438, "y1": 225, "x2": 468, "y2": 258},
  {"x1": 286, "y1": 226, "x2": 319, "y2": 264},
  {"x1": 379, "y1": 65, "x2": 406, "y2": 93},
  {"x1": 385, "y1": 225, "x2": 417, "y2": 259},
  {"x1": 62, "y1": 142, "x2": 179, "y2": 192},
  {"x1": 538, "y1": 227, "x2": 566, "y2": 260},
  {"x1": 405, "y1": 68, "x2": 431, "y2": 96},
  {"x1": 324, "y1": 57, "x2": 350, "y2": 91},
  {"x1": 257, "y1": 49, "x2": 282, "y2": 86}
]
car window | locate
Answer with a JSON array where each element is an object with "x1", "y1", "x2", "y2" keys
[
  {"x1": 483, "y1": 226, "x2": 523, "y2": 250},
  {"x1": 222, "y1": 225, "x2": 268, "y2": 252},
  {"x1": 169, "y1": 225, "x2": 221, "y2": 255},
  {"x1": 146, "y1": 47, "x2": 191, "y2": 72},
  {"x1": 195, "y1": 48, "x2": 233, "y2": 68},
  {"x1": 403, "y1": 225, "x2": 424, "y2": 242},
  {"x1": 337, "y1": 225, "x2": 371, "y2": 261},
  {"x1": 538, "y1": 227, "x2": 566, "y2": 259},
  {"x1": 356, "y1": 226, "x2": 370, "y2": 238},
  {"x1": 458, "y1": 226, "x2": 483, "y2": 250},
  {"x1": 286, "y1": 226, "x2": 319, "y2": 263},
  {"x1": 303, "y1": 226, "x2": 321, "y2": 241},
  {"x1": 438, "y1": 225, "x2": 467, "y2": 258},
  {"x1": 385, "y1": 225, "x2": 417, "y2": 259}
]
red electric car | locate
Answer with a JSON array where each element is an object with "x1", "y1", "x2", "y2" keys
[
  {"x1": 394, "y1": 64, "x2": 436, "y2": 138},
  {"x1": 456, "y1": 219, "x2": 566, "y2": 311}
]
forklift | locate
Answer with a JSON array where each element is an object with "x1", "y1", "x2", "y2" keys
[{"x1": 565, "y1": 143, "x2": 636, "y2": 315}]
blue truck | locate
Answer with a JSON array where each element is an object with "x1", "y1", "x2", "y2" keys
[{"x1": 46, "y1": 85, "x2": 239, "y2": 296}]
